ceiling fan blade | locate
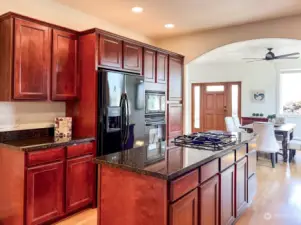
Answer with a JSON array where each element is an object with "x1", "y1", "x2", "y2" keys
[
  {"x1": 242, "y1": 58, "x2": 263, "y2": 60},
  {"x1": 246, "y1": 59, "x2": 265, "y2": 63},
  {"x1": 275, "y1": 52, "x2": 300, "y2": 58},
  {"x1": 275, "y1": 57, "x2": 299, "y2": 60}
]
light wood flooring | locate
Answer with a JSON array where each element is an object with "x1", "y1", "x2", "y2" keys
[{"x1": 55, "y1": 152, "x2": 301, "y2": 225}]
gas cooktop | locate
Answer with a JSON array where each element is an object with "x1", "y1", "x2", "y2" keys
[{"x1": 173, "y1": 131, "x2": 237, "y2": 151}]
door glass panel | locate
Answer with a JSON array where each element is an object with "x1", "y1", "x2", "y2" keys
[
  {"x1": 231, "y1": 85, "x2": 239, "y2": 117},
  {"x1": 193, "y1": 86, "x2": 201, "y2": 129},
  {"x1": 206, "y1": 85, "x2": 224, "y2": 92}
]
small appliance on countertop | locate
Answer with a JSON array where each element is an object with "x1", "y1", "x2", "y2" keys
[{"x1": 173, "y1": 131, "x2": 238, "y2": 151}]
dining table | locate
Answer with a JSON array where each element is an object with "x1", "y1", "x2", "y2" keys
[{"x1": 240, "y1": 123, "x2": 296, "y2": 162}]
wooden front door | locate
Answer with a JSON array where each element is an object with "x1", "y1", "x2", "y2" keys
[
  {"x1": 192, "y1": 82, "x2": 241, "y2": 132},
  {"x1": 203, "y1": 84, "x2": 227, "y2": 131}
]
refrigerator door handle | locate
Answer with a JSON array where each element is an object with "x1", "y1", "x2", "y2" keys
[
  {"x1": 119, "y1": 94, "x2": 126, "y2": 143},
  {"x1": 124, "y1": 94, "x2": 130, "y2": 143}
]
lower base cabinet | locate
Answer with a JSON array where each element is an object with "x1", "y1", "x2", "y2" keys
[
  {"x1": 236, "y1": 157, "x2": 248, "y2": 217},
  {"x1": 220, "y1": 165, "x2": 235, "y2": 225},
  {"x1": 26, "y1": 161, "x2": 64, "y2": 225},
  {"x1": 170, "y1": 189, "x2": 198, "y2": 225},
  {"x1": 248, "y1": 174, "x2": 257, "y2": 203},
  {"x1": 66, "y1": 154, "x2": 94, "y2": 213},
  {"x1": 199, "y1": 175, "x2": 219, "y2": 225}
]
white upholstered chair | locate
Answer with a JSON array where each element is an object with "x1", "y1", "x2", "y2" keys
[
  {"x1": 233, "y1": 116, "x2": 241, "y2": 128},
  {"x1": 225, "y1": 117, "x2": 237, "y2": 132},
  {"x1": 253, "y1": 122, "x2": 281, "y2": 168},
  {"x1": 288, "y1": 137, "x2": 301, "y2": 162}
]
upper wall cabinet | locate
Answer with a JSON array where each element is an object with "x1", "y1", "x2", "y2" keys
[
  {"x1": 168, "y1": 56, "x2": 183, "y2": 101},
  {"x1": 0, "y1": 14, "x2": 79, "y2": 102},
  {"x1": 99, "y1": 35, "x2": 122, "y2": 69},
  {"x1": 156, "y1": 52, "x2": 168, "y2": 84},
  {"x1": 52, "y1": 29, "x2": 78, "y2": 100},
  {"x1": 143, "y1": 48, "x2": 156, "y2": 82},
  {"x1": 123, "y1": 42, "x2": 142, "y2": 73},
  {"x1": 14, "y1": 19, "x2": 51, "y2": 100}
]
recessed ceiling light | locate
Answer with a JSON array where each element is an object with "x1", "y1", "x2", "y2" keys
[
  {"x1": 165, "y1": 24, "x2": 175, "y2": 29},
  {"x1": 132, "y1": 7, "x2": 143, "y2": 13}
]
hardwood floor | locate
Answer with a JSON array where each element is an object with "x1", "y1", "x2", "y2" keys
[{"x1": 55, "y1": 152, "x2": 301, "y2": 225}]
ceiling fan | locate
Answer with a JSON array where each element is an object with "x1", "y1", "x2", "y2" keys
[{"x1": 242, "y1": 48, "x2": 300, "y2": 62}]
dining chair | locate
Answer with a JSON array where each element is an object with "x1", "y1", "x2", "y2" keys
[
  {"x1": 253, "y1": 122, "x2": 281, "y2": 168},
  {"x1": 225, "y1": 117, "x2": 237, "y2": 132},
  {"x1": 288, "y1": 137, "x2": 301, "y2": 162},
  {"x1": 233, "y1": 116, "x2": 241, "y2": 128}
]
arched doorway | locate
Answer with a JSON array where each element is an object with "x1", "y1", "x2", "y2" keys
[{"x1": 185, "y1": 38, "x2": 301, "y2": 135}]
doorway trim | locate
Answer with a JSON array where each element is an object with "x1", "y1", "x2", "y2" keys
[{"x1": 191, "y1": 82, "x2": 241, "y2": 132}]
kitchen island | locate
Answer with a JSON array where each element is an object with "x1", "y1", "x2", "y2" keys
[{"x1": 95, "y1": 132, "x2": 257, "y2": 225}]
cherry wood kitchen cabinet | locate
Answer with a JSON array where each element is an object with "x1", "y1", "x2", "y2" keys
[
  {"x1": 99, "y1": 34, "x2": 122, "y2": 69},
  {"x1": 167, "y1": 104, "x2": 183, "y2": 145},
  {"x1": 236, "y1": 157, "x2": 248, "y2": 217},
  {"x1": 66, "y1": 154, "x2": 94, "y2": 213},
  {"x1": 168, "y1": 56, "x2": 183, "y2": 101},
  {"x1": 220, "y1": 165, "x2": 235, "y2": 225},
  {"x1": 143, "y1": 48, "x2": 156, "y2": 82},
  {"x1": 123, "y1": 42, "x2": 142, "y2": 72},
  {"x1": 170, "y1": 189, "x2": 198, "y2": 225},
  {"x1": 26, "y1": 161, "x2": 64, "y2": 225},
  {"x1": 14, "y1": 19, "x2": 50, "y2": 100},
  {"x1": 199, "y1": 175, "x2": 219, "y2": 225},
  {"x1": 0, "y1": 13, "x2": 79, "y2": 102},
  {"x1": 156, "y1": 52, "x2": 168, "y2": 84},
  {"x1": 52, "y1": 29, "x2": 78, "y2": 100}
]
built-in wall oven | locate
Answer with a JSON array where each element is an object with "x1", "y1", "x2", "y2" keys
[
  {"x1": 145, "y1": 91, "x2": 166, "y2": 115},
  {"x1": 145, "y1": 91, "x2": 166, "y2": 145}
]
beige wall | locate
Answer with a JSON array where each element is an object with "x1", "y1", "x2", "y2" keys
[
  {"x1": 156, "y1": 14, "x2": 301, "y2": 63},
  {"x1": 0, "y1": 0, "x2": 153, "y2": 131},
  {"x1": 0, "y1": 0, "x2": 153, "y2": 44}
]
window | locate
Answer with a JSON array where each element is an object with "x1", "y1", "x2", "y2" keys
[
  {"x1": 231, "y1": 84, "x2": 239, "y2": 117},
  {"x1": 279, "y1": 71, "x2": 301, "y2": 115},
  {"x1": 193, "y1": 85, "x2": 201, "y2": 129},
  {"x1": 206, "y1": 85, "x2": 224, "y2": 92}
]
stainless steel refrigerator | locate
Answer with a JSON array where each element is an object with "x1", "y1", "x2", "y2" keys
[{"x1": 97, "y1": 69, "x2": 145, "y2": 156}]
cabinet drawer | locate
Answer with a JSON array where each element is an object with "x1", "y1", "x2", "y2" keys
[
  {"x1": 236, "y1": 144, "x2": 247, "y2": 161},
  {"x1": 200, "y1": 159, "x2": 219, "y2": 183},
  {"x1": 26, "y1": 147, "x2": 65, "y2": 167},
  {"x1": 67, "y1": 142, "x2": 93, "y2": 158},
  {"x1": 170, "y1": 169, "x2": 199, "y2": 201},
  {"x1": 220, "y1": 151, "x2": 235, "y2": 171}
]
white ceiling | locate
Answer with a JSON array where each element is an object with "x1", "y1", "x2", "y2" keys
[
  {"x1": 191, "y1": 38, "x2": 301, "y2": 64},
  {"x1": 55, "y1": 0, "x2": 301, "y2": 39}
]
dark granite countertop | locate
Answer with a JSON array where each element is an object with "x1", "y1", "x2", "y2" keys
[
  {"x1": 94, "y1": 132, "x2": 256, "y2": 180},
  {"x1": 1, "y1": 136, "x2": 95, "y2": 152}
]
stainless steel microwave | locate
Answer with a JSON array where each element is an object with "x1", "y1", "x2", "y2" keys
[{"x1": 145, "y1": 91, "x2": 166, "y2": 115}]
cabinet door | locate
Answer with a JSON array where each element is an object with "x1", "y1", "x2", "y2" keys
[
  {"x1": 199, "y1": 175, "x2": 219, "y2": 225},
  {"x1": 168, "y1": 56, "x2": 182, "y2": 101},
  {"x1": 26, "y1": 161, "x2": 64, "y2": 225},
  {"x1": 14, "y1": 19, "x2": 50, "y2": 100},
  {"x1": 52, "y1": 29, "x2": 78, "y2": 100},
  {"x1": 99, "y1": 35, "x2": 122, "y2": 69},
  {"x1": 143, "y1": 48, "x2": 156, "y2": 82},
  {"x1": 248, "y1": 150, "x2": 257, "y2": 178},
  {"x1": 123, "y1": 42, "x2": 142, "y2": 72},
  {"x1": 156, "y1": 52, "x2": 168, "y2": 84},
  {"x1": 220, "y1": 165, "x2": 235, "y2": 225},
  {"x1": 66, "y1": 154, "x2": 94, "y2": 213},
  {"x1": 170, "y1": 189, "x2": 198, "y2": 225},
  {"x1": 167, "y1": 104, "x2": 183, "y2": 145},
  {"x1": 236, "y1": 157, "x2": 248, "y2": 217}
]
